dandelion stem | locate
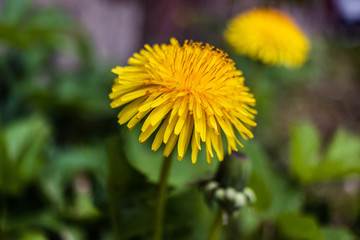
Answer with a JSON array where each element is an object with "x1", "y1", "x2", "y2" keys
[
  {"x1": 153, "y1": 153, "x2": 173, "y2": 240},
  {"x1": 208, "y1": 208, "x2": 223, "y2": 240},
  {"x1": 224, "y1": 215, "x2": 241, "y2": 240},
  {"x1": 0, "y1": 196, "x2": 7, "y2": 234},
  {"x1": 250, "y1": 61, "x2": 265, "y2": 94}
]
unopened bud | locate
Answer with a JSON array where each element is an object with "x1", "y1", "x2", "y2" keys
[{"x1": 215, "y1": 152, "x2": 251, "y2": 191}]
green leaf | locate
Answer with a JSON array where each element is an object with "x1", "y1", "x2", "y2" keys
[
  {"x1": 277, "y1": 213, "x2": 324, "y2": 240},
  {"x1": 4, "y1": 115, "x2": 51, "y2": 182},
  {"x1": 19, "y1": 231, "x2": 47, "y2": 240},
  {"x1": 237, "y1": 206, "x2": 261, "y2": 237},
  {"x1": 0, "y1": 131, "x2": 21, "y2": 194},
  {"x1": 40, "y1": 143, "x2": 107, "y2": 209},
  {"x1": 27, "y1": 9, "x2": 70, "y2": 31},
  {"x1": 244, "y1": 141, "x2": 303, "y2": 220},
  {"x1": 106, "y1": 135, "x2": 154, "y2": 239},
  {"x1": 289, "y1": 121, "x2": 321, "y2": 184},
  {"x1": 322, "y1": 227, "x2": 356, "y2": 240},
  {"x1": 124, "y1": 126, "x2": 218, "y2": 189},
  {"x1": 315, "y1": 129, "x2": 360, "y2": 180},
  {"x1": 0, "y1": 115, "x2": 51, "y2": 195},
  {"x1": 165, "y1": 189, "x2": 214, "y2": 240},
  {"x1": 5, "y1": 210, "x2": 63, "y2": 236},
  {"x1": 67, "y1": 193, "x2": 100, "y2": 220},
  {"x1": 0, "y1": 5, "x2": 72, "y2": 49},
  {"x1": 247, "y1": 172, "x2": 271, "y2": 211},
  {"x1": 290, "y1": 122, "x2": 360, "y2": 184},
  {"x1": 1, "y1": 0, "x2": 30, "y2": 25}
]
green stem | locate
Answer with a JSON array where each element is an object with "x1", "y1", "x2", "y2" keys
[
  {"x1": 249, "y1": 61, "x2": 265, "y2": 94},
  {"x1": 224, "y1": 215, "x2": 240, "y2": 240},
  {"x1": 107, "y1": 187, "x2": 121, "y2": 240},
  {"x1": 153, "y1": 154, "x2": 173, "y2": 240},
  {"x1": 208, "y1": 208, "x2": 223, "y2": 240},
  {"x1": 0, "y1": 196, "x2": 7, "y2": 235}
]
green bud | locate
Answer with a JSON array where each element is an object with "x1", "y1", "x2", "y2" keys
[{"x1": 215, "y1": 152, "x2": 251, "y2": 191}]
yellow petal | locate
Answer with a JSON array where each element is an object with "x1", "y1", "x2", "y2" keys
[
  {"x1": 174, "y1": 110, "x2": 188, "y2": 135},
  {"x1": 139, "y1": 120, "x2": 161, "y2": 143},
  {"x1": 152, "y1": 116, "x2": 169, "y2": 151},
  {"x1": 141, "y1": 101, "x2": 172, "y2": 132},
  {"x1": 177, "y1": 116, "x2": 193, "y2": 160},
  {"x1": 117, "y1": 98, "x2": 144, "y2": 125},
  {"x1": 121, "y1": 88, "x2": 149, "y2": 103},
  {"x1": 164, "y1": 133, "x2": 178, "y2": 157},
  {"x1": 149, "y1": 102, "x2": 173, "y2": 126},
  {"x1": 164, "y1": 115, "x2": 179, "y2": 144},
  {"x1": 111, "y1": 66, "x2": 123, "y2": 74},
  {"x1": 170, "y1": 99, "x2": 182, "y2": 123},
  {"x1": 127, "y1": 109, "x2": 151, "y2": 129},
  {"x1": 178, "y1": 96, "x2": 189, "y2": 117},
  {"x1": 206, "y1": 126, "x2": 214, "y2": 163},
  {"x1": 208, "y1": 114, "x2": 219, "y2": 134},
  {"x1": 210, "y1": 127, "x2": 224, "y2": 161},
  {"x1": 191, "y1": 131, "x2": 199, "y2": 164}
]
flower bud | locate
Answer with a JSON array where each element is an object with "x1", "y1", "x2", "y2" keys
[{"x1": 215, "y1": 152, "x2": 251, "y2": 191}]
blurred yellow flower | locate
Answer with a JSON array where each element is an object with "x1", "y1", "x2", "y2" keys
[
  {"x1": 109, "y1": 38, "x2": 256, "y2": 163},
  {"x1": 225, "y1": 8, "x2": 310, "y2": 67}
]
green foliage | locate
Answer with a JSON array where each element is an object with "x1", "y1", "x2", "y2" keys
[
  {"x1": 322, "y1": 227, "x2": 357, "y2": 240},
  {"x1": 0, "y1": 115, "x2": 51, "y2": 195},
  {"x1": 277, "y1": 213, "x2": 324, "y2": 240},
  {"x1": 245, "y1": 141, "x2": 303, "y2": 219},
  {"x1": 40, "y1": 143, "x2": 107, "y2": 210},
  {"x1": 320, "y1": 129, "x2": 360, "y2": 179},
  {"x1": 0, "y1": 0, "x2": 71, "y2": 49},
  {"x1": 1, "y1": 0, "x2": 30, "y2": 25},
  {"x1": 106, "y1": 135, "x2": 215, "y2": 240},
  {"x1": 106, "y1": 135, "x2": 154, "y2": 239},
  {"x1": 19, "y1": 231, "x2": 47, "y2": 240},
  {"x1": 290, "y1": 122, "x2": 360, "y2": 184},
  {"x1": 290, "y1": 121, "x2": 321, "y2": 184}
]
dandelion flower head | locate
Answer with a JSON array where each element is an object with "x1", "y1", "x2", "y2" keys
[
  {"x1": 109, "y1": 38, "x2": 256, "y2": 164},
  {"x1": 225, "y1": 8, "x2": 310, "y2": 67}
]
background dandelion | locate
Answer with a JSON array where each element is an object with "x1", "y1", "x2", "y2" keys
[{"x1": 225, "y1": 8, "x2": 310, "y2": 67}]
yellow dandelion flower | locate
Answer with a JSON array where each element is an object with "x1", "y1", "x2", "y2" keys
[
  {"x1": 109, "y1": 38, "x2": 256, "y2": 164},
  {"x1": 225, "y1": 8, "x2": 310, "y2": 67}
]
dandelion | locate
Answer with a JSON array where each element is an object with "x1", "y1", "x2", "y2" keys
[
  {"x1": 225, "y1": 8, "x2": 310, "y2": 67},
  {"x1": 109, "y1": 38, "x2": 256, "y2": 164}
]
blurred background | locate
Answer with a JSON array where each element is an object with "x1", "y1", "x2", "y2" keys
[{"x1": 0, "y1": 0, "x2": 360, "y2": 239}]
